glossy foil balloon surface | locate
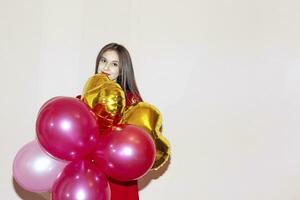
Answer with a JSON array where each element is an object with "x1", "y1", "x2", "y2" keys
[
  {"x1": 13, "y1": 140, "x2": 68, "y2": 192},
  {"x1": 36, "y1": 97, "x2": 100, "y2": 161},
  {"x1": 82, "y1": 73, "x2": 125, "y2": 130},
  {"x1": 82, "y1": 73, "x2": 110, "y2": 107},
  {"x1": 120, "y1": 102, "x2": 171, "y2": 170}
]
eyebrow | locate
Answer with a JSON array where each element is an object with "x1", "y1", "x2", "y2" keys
[{"x1": 101, "y1": 56, "x2": 119, "y2": 63}]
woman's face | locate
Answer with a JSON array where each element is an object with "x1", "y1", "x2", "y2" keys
[{"x1": 97, "y1": 50, "x2": 120, "y2": 81}]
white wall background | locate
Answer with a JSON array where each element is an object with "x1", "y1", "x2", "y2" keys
[{"x1": 1, "y1": 0, "x2": 300, "y2": 199}]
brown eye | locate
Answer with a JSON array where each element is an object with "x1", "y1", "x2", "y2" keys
[
  {"x1": 113, "y1": 63, "x2": 119, "y2": 67},
  {"x1": 100, "y1": 58, "x2": 106, "y2": 63}
]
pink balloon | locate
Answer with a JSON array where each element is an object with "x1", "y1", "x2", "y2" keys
[
  {"x1": 36, "y1": 97, "x2": 100, "y2": 161},
  {"x1": 52, "y1": 160, "x2": 110, "y2": 200},
  {"x1": 13, "y1": 140, "x2": 68, "y2": 192},
  {"x1": 92, "y1": 124, "x2": 156, "y2": 182}
]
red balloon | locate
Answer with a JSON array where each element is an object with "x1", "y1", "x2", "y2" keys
[
  {"x1": 92, "y1": 124, "x2": 156, "y2": 181},
  {"x1": 52, "y1": 160, "x2": 110, "y2": 200},
  {"x1": 36, "y1": 97, "x2": 100, "y2": 161}
]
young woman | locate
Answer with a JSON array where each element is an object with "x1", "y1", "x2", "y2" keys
[
  {"x1": 95, "y1": 43, "x2": 143, "y2": 108},
  {"x1": 94, "y1": 43, "x2": 142, "y2": 200}
]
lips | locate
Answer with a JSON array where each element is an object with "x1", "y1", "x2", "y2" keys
[{"x1": 101, "y1": 72, "x2": 110, "y2": 76}]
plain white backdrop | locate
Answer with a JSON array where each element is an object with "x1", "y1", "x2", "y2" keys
[{"x1": 1, "y1": 0, "x2": 300, "y2": 199}]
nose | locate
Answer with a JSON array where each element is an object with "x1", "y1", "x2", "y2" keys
[{"x1": 103, "y1": 63, "x2": 110, "y2": 71}]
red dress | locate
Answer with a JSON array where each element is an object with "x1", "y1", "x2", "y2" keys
[
  {"x1": 108, "y1": 179, "x2": 139, "y2": 200},
  {"x1": 108, "y1": 91, "x2": 142, "y2": 200}
]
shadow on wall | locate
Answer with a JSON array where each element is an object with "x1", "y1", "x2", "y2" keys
[
  {"x1": 138, "y1": 156, "x2": 171, "y2": 190},
  {"x1": 13, "y1": 178, "x2": 50, "y2": 200}
]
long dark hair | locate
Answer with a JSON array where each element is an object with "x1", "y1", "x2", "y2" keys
[{"x1": 95, "y1": 43, "x2": 142, "y2": 100}]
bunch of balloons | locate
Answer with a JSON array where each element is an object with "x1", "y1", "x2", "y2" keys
[{"x1": 13, "y1": 73, "x2": 170, "y2": 200}]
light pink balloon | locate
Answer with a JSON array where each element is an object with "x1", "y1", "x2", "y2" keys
[{"x1": 13, "y1": 140, "x2": 68, "y2": 192}]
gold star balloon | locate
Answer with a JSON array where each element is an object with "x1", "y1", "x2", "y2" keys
[
  {"x1": 82, "y1": 73, "x2": 110, "y2": 107},
  {"x1": 120, "y1": 102, "x2": 171, "y2": 170},
  {"x1": 82, "y1": 73, "x2": 125, "y2": 130}
]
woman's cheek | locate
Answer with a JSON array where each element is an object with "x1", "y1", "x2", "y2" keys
[
  {"x1": 97, "y1": 65, "x2": 104, "y2": 73},
  {"x1": 114, "y1": 68, "x2": 120, "y2": 78}
]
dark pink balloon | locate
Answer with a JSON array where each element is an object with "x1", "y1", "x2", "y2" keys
[
  {"x1": 92, "y1": 124, "x2": 156, "y2": 182},
  {"x1": 52, "y1": 160, "x2": 110, "y2": 200},
  {"x1": 36, "y1": 97, "x2": 100, "y2": 161}
]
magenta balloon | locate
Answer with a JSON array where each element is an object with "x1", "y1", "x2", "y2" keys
[
  {"x1": 13, "y1": 140, "x2": 68, "y2": 192},
  {"x1": 92, "y1": 124, "x2": 156, "y2": 181},
  {"x1": 52, "y1": 160, "x2": 110, "y2": 200},
  {"x1": 36, "y1": 97, "x2": 100, "y2": 161}
]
